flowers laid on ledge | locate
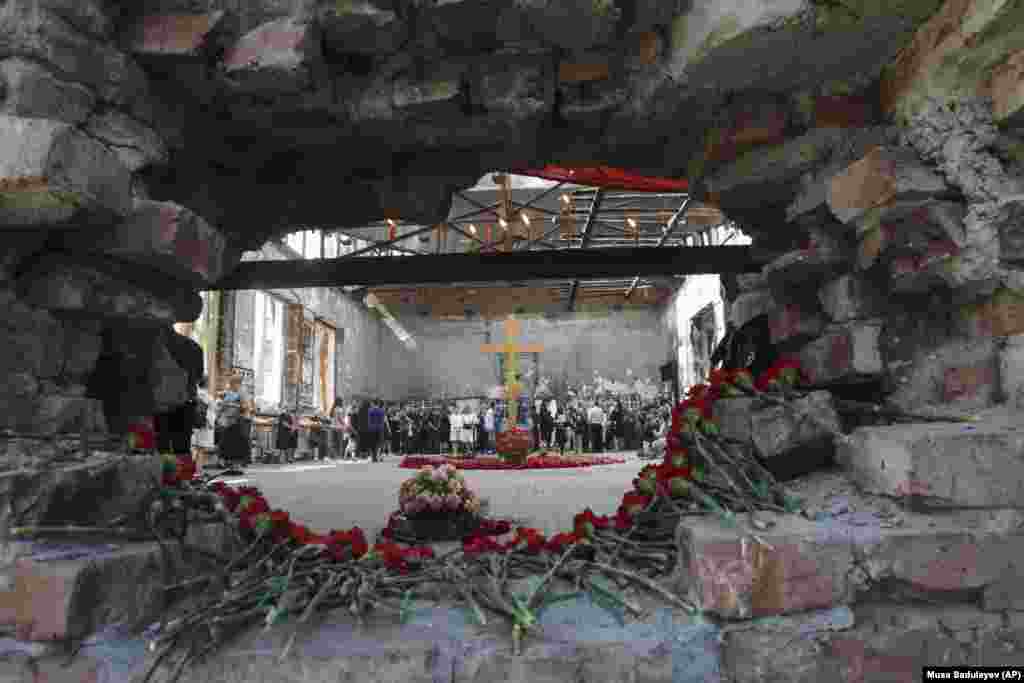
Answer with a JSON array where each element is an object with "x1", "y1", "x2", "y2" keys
[
  {"x1": 141, "y1": 362, "x2": 814, "y2": 676},
  {"x1": 399, "y1": 454, "x2": 626, "y2": 470},
  {"x1": 162, "y1": 453, "x2": 197, "y2": 486}
]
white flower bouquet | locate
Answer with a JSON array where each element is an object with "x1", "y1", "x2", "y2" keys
[{"x1": 398, "y1": 464, "x2": 482, "y2": 518}]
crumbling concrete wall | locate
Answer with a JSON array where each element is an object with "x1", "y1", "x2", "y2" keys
[
  {"x1": 399, "y1": 309, "x2": 672, "y2": 399},
  {"x1": 236, "y1": 242, "x2": 417, "y2": 404}
]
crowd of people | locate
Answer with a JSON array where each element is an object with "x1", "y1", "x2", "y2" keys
[
  {"x1": 309, "y1": 396, "x2": 675, "y2": 462},
  {"x1": 144, "y1": 312, "x2": 779, "y2": 475}
]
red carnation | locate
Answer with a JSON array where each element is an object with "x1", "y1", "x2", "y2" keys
[
  {"x1": 349, "y1": 527, "x2": 369, "y2": 558},
  {"x1": 545, "y1": 532, "x2": 579, "y2": 553},
  {"x1": 573, "y1": 508, "x2": 609, "y2": 538}
]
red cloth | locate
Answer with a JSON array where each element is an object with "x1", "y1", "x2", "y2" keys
[
  {"x1": 127, "y1": 418, "x2": 156, "y2": 450},
  {"x1": 510, "y1": 166, "x2": 689, "y2": 192}
]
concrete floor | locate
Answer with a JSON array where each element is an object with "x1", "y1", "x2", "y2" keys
[{"x1": 218, "y1": 453, "x2": 643, "y2": 542}]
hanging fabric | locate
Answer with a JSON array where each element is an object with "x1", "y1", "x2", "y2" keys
[{"x1": 510, "y1": 166, "x2": 689, "y2": 192}]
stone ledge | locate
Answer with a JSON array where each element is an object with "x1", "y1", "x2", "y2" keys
[
  {"x1": 135, "y1": 595, "x2": 717, "y2": 683},
  {"x1": 712, "y1": 391, "x2": 840, "y2": 473},
  {"x1": 17, "y1": 252, "x2": 202, "y2": 325},
  {"x1": 836, "y1": 408, "x2": 1024, "y2": 508},
  {"x1": 675, "y1": 472, "x2": 1024, "y2": 619},
  {"x1": 0, "y1": 523, "x2": 233, "y2": 642},
  {"x1": 798, "y1": 322, "x2": 884, "y2": 385},
  {"x1": 0, "y1": 455, "x2": 159, "y2": 530},
  {"x1": 721, "y1": 604, "x2": 1024, "y2": 683},
  {"x1": 59, "y1": 200, "x2": 237, "y2": 287}
]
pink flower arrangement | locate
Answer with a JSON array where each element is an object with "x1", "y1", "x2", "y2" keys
[{"x1": 399, "y1": 464, "x2": 481, "y2": 517}]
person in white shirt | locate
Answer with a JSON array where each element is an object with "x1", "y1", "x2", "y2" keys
[
  {"x1": 587, "y1": 402, "x2": 605, "y2": 453},
  {"x1": 461, "y1": 406, "x2": 477, "y2": 456},
  {"x1": 484, "y1": 404, "x2": 496, "y2": 454},
  {"x1": 449, "y1": 406, "x2": 462, "y2": 457},
  {"x1": 192, "y1": 376, "x2": 215, "y2": 473}
]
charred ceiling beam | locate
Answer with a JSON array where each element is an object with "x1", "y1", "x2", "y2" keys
[
  {"x1": 626, "y1": 197, "x2": 691, "y2": 299},
  {"x1": 567, "y1": 188, "x2": 605, "y2": 312},
  {"x1": 211, "y1": 246, "x2": 774, "y2": 291}
]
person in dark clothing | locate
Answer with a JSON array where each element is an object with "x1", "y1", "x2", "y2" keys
[
  {"x1": 347, "y1": 405, "x2": 360, "y2": 459},
  {"x1": 531, "y1": 402, "x2": 542, "y2": 450},
  {"x1": 609, "y1": 400, "x2": 624, "y2": 452},
  {"x1": 155, "y1": 328, "x2": 205, "y2": 455},
  {"x1": 540, "y1": 405, "x2": 555, "y2": 449},
  {"x1": 575, "y1": 408, "x2": 589, "y2": 454},
  {"x1": 710, "y1": 314, "x2": 778, "y2": 380},
  {"x1": 356, "y1": 401, "x2": 371, "y2": 458},
  {"x1": 389, "y1": 409, "x2": 401, "y2": 456},
  {"x1": 555, "y1": 410, "x2": 568, "y2": 455},
  {"x1": 367, "y1": 401, "x2": 385, "y2": 462},
  {"x1": 439, "y1": 409, "x2": 451, "y2": 454}
]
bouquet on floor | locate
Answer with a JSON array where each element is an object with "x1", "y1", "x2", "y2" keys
[{"x1": 398, "y1": 464, "x2": 482, "y2": 518}]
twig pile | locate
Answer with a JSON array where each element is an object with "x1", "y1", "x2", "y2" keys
[{"x1": 11, "y1": 368, "x2": 858, "y2": 681}]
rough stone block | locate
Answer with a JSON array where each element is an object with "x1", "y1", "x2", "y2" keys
[
  {"x1": 33, "y1": 394, "x2": 105, "y2": 435},
  {"x1": 798, "y1": 322, "x2": 884, "y2": 384},
  {"x1": 889, "y1": 240, "x2": 962, "y2": 294},
  {"x1": 60, "y1": 318, "x2": 103, "y2": 383},
  {"x1": 836, "y1": 408, "x2": 1024, "y2": 508},
  {"x1": 983, "y1": 565, "x2": 1024, "y2": 611},
  {"x1": 997, "y1": 195, "x2": 1024, "y2": 266},
  {"x1": 83, "y1": 110, "x2": 167, "y2": 173},
  {"x1": 703, "y1": 101, "x2": 788, "y2": 165},
  {"x1": 706, "y1": 128, "x2": 845, "y2": 213},
  {"x1": 1001, "y1": 334, "x2": 1024, "y2": 410},
  {"x1": 722, "y1": 605, "x2": 1017, "y2": 683},
  {"x1": 320, "y1": 2, "x2": 406, "y2": 55},
  {"x1": 0, "y1": 455, "x2": 160, "y2": 530},
  {"x1": 714, "y1": 390, "x2": 840, "y2": 462},
  {"x1": 0, "y1": 115, "x2": 133, "y2": 228},
  {"x1": 152, "y1": 338, "x2": 189, "y2": 413},
  {"x1": 0, "y1": 57, "x2": 96, "y2": 124},
  {"x1": 224, "y1": 17, "x2": 322, "y2": 95},
  {"x1": 728, "y1": 288, "x2": 775, "y2": 328},
  {"x1": 853, "y1": 199, "x2": 966, "y2": 244},
  {"x1": 473, "y1": 54, "x2": 552, "y2": 119},
  {"x1": 818, "y1": 273, "x2": 887, "y2": 322},
  {"x1": 17, "y1": 254, "x2": 200, "y2": 324},
  {"x1": 814, "y1": 94, "x2": 875, "y2": 129},
  {"x1": 127, "y1": 12, "x2": 233, "y2": 58},
  {"x1": 959, "y1": 288, "x2": 1024, "y2": 338},
  {"x1": 0, "y1": 0, "x2": 156, "y2": 123},
  {"x1": 989, "y1": 49, "x2": 1024, "y2": 124},
  {"x1": 520, "y1": 0, "x2": 617, "y2": 52},
  {"x1": 0, "y1": 523, "x2": 230, "y2": 641},
  {"x1": 886, "y1": 336, "x2": 999, "y2": 412},
  {"x1": 677, "y1": 503, "x2": 1024, "y2": 620},
  {"x1": 761, "y1": 246, "x2": 847, "y2": 288},
  {"x1": 827, "y1": 146, "x2": 948, "y2": 225},
  {"x1": 393, "y1": 61, "x2": 469, "y2": 112},
  {"x1": 60, "y1": 200, "x2": 234, "y2": 286},
  {"x1": 768, "y1": 303, "x2": 825, "y2": 346}
]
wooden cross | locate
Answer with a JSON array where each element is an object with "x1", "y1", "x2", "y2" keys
[{"x1": 480, "y1": 316, "x2": 543, "y2": 427}]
